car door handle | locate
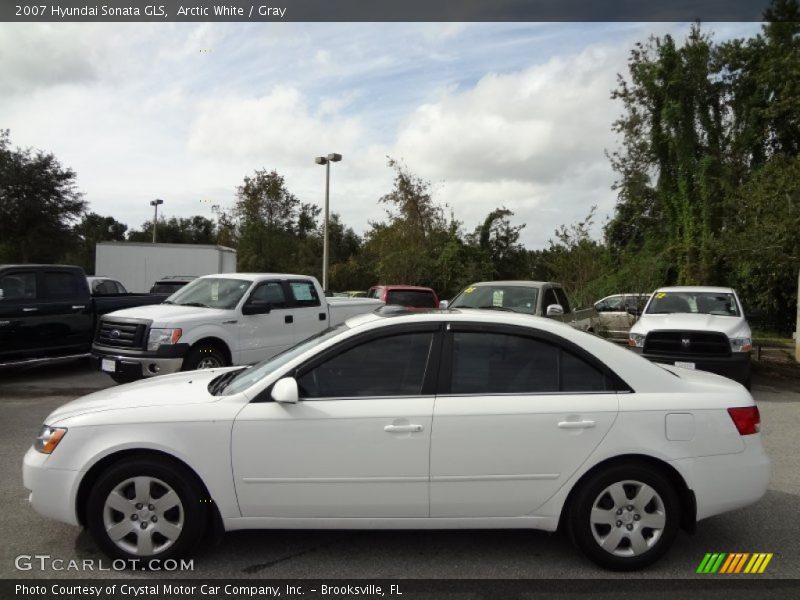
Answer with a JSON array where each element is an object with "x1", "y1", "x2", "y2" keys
[
  {"x1": 22, "y1": 307, "x2": 38, "y2": 312},
  {"x1": 72, "y1": 305, "x2": 86, "y2": 310},
  {"x1": 558, "y1": 420, "x2": 596, "y2": 429},
  {"x1": 384, "y1": 424, "x2": 424, "y2": 433},
  {"x1": 285, "y1": 315, "x2": 293, "y2": 324}
]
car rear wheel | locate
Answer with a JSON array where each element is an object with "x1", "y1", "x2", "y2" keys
[
  {"x1": 567, "y1": 462, "x2": 680, "y2": 571},
  {"x1": 86, "y1": 457, "x2": 208, "y2": 563}
]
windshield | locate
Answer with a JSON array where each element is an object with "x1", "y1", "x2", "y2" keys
[
  {"x1": 646, "y1": 291, "x2": 740, "y2": 316},
  {"x1": 215, "y1": 323, "x2": 349, "y2": 395},
  {"x1": 164, "y1": 277, "x2": 252, "y2": 309},
  {"x1": 450, "y1": 285, "x2": 538, "y2": 315}
]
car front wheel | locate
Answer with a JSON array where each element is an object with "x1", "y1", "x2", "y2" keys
[
  {"x1": 86, "y1": 457, "x2": 208, "y2": 563},
  {"x1": 182, "y1": 344, "x2": 227, "y2": 371},
  {"x1": 567, "y1": 462, "x2": 680, "y2": 571}
]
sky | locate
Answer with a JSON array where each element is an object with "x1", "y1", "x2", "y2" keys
[{"x1": 0, "y1": 21, "x2": 762, "y2": 249}]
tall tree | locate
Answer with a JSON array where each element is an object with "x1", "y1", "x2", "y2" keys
[
  {"x1": 65, "y1": 212, "x2": 127, "y2": 273},
  {"x1": 233, "y1": 169, "x2": 302, "y2": 272},
  {"x1": 608, "y1": 26, "x2": 726, "y2": 285},
  {"x1": 364, "y1": 159, "x2": 449, "y2": 289},
  {"x1": 0, "y1": 130, "x2": 86, "y2": 262}
]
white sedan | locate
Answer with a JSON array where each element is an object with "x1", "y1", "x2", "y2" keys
[{"x1": 23, "y1": 309, "x2": 770, "y2": 570}]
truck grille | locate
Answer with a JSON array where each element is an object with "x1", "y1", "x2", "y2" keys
[
  {"x1": 644, "y1": 331, "x2": 731, "y2": 357},
  {"x1": 96, "y1": 319, "x2": 146, "y2": 349}
]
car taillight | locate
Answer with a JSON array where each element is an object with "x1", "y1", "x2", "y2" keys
[{"x1": 728, "y1": 406, "x2": 760, "y2": 435}]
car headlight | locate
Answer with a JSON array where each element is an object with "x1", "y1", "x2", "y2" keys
[
  {"x1": 147, "y1": 328, "x2": 182, "y2": 351},
  {"x1": 628, "y1": 333, "x2": 645, "y2": 348},
  {"x1": 35, "y1": 425, "x2": 67, "y2": 454},
  {"x1": 730, "y1": 337, "x2": 752, "y2": 353}
]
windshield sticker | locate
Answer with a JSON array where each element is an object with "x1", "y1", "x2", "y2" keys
[
  {"x1": 492, "y1": 290, "x2": 504, "y2": 306},
  {"x1": 655, "y1": 292, "x2": 667, "y2": 299},
  {"x1": 465, "y1": 287, "x2": 476, "y2": 294},
  {"x1": 211, "y1": 282, "x2": 219, "y2": 301}
]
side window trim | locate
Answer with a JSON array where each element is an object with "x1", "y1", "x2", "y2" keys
[
  {"x1": 255, "y1": 322, "x2": 444, "y2": 403},
  {"x1": 438, "y1": 322, "x2": 633, "y2": 394}
]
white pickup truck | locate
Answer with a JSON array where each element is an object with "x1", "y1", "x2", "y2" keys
[
  {"x1": 91, "y1": 273, "x2": 382, "y2": 383},
  {"x1": 628, "y1": 286, "x2": 752, "y2": 388}
]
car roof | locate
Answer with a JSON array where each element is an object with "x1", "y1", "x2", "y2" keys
[
  {"x1": 467, "y1": 280, "x2": 555, "y2": 288},
  {"x1": 655, "y1": 286, "x2": 736, "y2": 294},
  {"x1": 371, "y1": 285, "x2": 436, "y2": 292},
  {"x1": 199, "y1": 273, "x2": 313, "y2": 282}
]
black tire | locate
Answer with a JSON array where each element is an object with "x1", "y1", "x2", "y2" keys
[
  {"x1": 181, "y1": 344, "x2": 227, "y2": 371},
  {"x1": 109, "y1": 372, "x2": 141, "y2": 385},
  {"x1": 566, "y1": 462, "x2": 680, "y2": 571},
  {"x1": 86, "y1": 457, "x2": 208, "y2": 564}
]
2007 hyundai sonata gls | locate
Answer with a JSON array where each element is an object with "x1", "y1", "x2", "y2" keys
[{"x1": 23, "y1": 309, "x2": 770, "y2": 570}]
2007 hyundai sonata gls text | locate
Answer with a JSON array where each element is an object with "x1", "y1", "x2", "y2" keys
[{"x1": 23, "y1": 309, "x2": 770, "y2": 570}]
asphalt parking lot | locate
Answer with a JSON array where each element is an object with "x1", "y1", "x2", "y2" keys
[{"x1": 1, "y1": 358, "x2": 799, "y2": 581}]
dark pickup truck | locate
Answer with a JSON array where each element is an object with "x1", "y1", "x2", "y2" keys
[{"x1": 0, "y1": 265, "x2": 165, "y2": 368}]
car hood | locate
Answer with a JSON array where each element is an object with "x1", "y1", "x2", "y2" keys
[
  {"x1": 103, "y1": 303, "x2": 233, "y2": 325},
  {"x1": 45, "y1": 368, "x2": 241, "y2": 424},
  {"x1": 631, "y1": 313, "x2": 750, "y2": 337}
]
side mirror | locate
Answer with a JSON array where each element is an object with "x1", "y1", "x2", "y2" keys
[
  {"x1": 242, "y1": 301, "x2": 272, "y2": 315},
  {"x1": 439, "y1": 300, "x2": 449, "y2": 310},
  {"x1": 545, "y1": 304, "x2": 564, "y2": 317},
  {"x1": 626, "y1": 307, "x2": 640, "y2": 316},
  {"x1": 271, "y1": 377, "x2": 298, "y2": 404}
]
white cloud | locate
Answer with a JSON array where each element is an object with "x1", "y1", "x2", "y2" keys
[
  {"x1": 187, "y1": 86, "x2": 363, "y2": 164},
  {"x1": 387, "y1": 44, "x2": 625, "y2": 246}
]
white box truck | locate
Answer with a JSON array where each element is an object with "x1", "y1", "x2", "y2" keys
[{"x1": 95, "y1": 242, "x2": 237, "y2": 293}]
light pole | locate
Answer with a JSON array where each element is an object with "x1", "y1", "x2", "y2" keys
[
  {"x1": 314, "y1": 153, "x2": 342, "y2": 293},
  {"x1": 149, "y1": 198, "x2": 164, "y2": 243}
]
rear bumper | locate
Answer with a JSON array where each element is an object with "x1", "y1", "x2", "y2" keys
[
  {"x1": 672, "y1": 436, "x2": 771, "y2": 521},
  {"x1": 633, "y1": 347, "x2": 751, "y2": 384}
]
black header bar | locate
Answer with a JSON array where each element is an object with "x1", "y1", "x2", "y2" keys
[{"x1": 2, "y1": 0, "x2": 774, "y2": 23}]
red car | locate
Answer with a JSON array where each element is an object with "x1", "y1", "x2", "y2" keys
[{"x1": 367, "y1": 285, "x2": 439, "y2": 309}]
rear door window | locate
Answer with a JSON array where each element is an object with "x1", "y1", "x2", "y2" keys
[
  {"x1": 0, "y1": 272, "x2": 36, "y2": 302},
  {"x1": 41, "y1": 271, "x2": 83, "y2": 299},
  {"x1": 289, "y1": 280, "x2": 321, "y2": 307},
  {"x1": 449, "y1": 331, "x2": 609, "y2": 394}
]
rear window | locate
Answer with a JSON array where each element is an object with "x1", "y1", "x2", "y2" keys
[
  {"x1": 42, "y1": 271, "x2": 84, "y2": 299},
  {"x1": 151, "y1": 282, "x2": 188, "y2": 294},
  {"x1": 386, "y1": 289, "x2": 436, "y2": 308}
]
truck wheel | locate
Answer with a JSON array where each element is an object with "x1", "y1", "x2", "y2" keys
[
  {"x1": 110, "y1": 372, "x2": 141, "y2": 385},
  {"x1": 86, "y1": 457, "x2": 208, "y2": 562},
  {"x1": 566, "y1": 462, "x2": 680, "y2": 571},
  {"x1": 182, "y1": 344, "x2": 227, "y2": 371}
]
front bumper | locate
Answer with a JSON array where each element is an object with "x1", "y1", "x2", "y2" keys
[
  {"x1": 91, "y1": 343, "x2": 189, "y2": 378},
  {"x1": 23, "y1": 447, "x2": 81, "y2": 526},
  {"x1": 632, "y1": 347, "x2": 751, "y2": 385}
]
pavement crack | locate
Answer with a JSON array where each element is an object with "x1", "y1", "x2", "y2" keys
[{"x1": 242, "y1": 547, "x2": 318, "y2": 574}]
